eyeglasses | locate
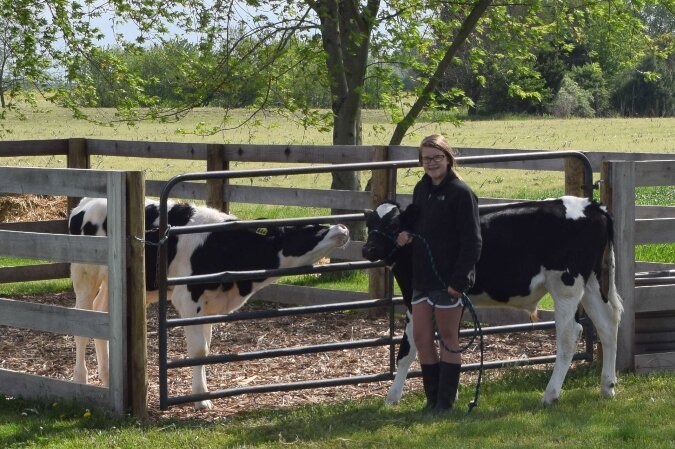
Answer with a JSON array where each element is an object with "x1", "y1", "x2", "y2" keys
[{"x1": 421, "y1": 154, "x2": 446, "y2": 164}]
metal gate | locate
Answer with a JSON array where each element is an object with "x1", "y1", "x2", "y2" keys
[{"x1": 157, "y1": 152, "x2": 596, "y2": 409}]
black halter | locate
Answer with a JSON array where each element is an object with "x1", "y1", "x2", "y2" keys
[{"x1": 366, "y1": 229, "x2": 402, "y2": 263}]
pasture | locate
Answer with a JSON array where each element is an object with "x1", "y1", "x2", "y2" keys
[
  {"x1": 1, "y1": 108, "x2": 674, "y2": 446},
  {"x1": 2, "y1": 107, "x2": 674, "y2": 202}
]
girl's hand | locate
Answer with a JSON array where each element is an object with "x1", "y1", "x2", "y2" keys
[
  {"x1": 396, "y1": 231, "x2": 412, "y2": 247},
  {"x1": 447, "y1": 286, "x2": 461, "y2": 299}
]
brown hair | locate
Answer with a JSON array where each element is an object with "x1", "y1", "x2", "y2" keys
[{"x1": 419, "y1": 134, "x2": 458, "y2": 173}]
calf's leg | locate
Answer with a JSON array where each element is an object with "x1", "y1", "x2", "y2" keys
[
  {"x1": 543, "y1": 274, "x2": 584, "y2": 404},
  {"x1": 92, "y1": 280, "x2": 110, "y2": 386},
  {"x1": 581, "y1": 275, "x2": 622, "y2": 398},
  {"x1": 172, "y1": 287, "x2": 214, "y2": 410},
  {"x1": 72, "y1": 263, "x2": 103, "y2": 384},
  {"x1": 386, "y1": 312, "x2": 417, "y2": 405}
]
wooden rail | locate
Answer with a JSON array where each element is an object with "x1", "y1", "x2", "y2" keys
[{"x1": 2, "y1": 139, "x2": 674, "y2": 317}]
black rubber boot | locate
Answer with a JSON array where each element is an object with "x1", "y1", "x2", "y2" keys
[
  {"x1": 420, "y1": 363, "x2": 440, "y2": 410},
  {"x1": 435, "y1": 362, "x2": 461, "y2": 411}
]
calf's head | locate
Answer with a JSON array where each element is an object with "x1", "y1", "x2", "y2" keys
[
  {"x1": 362, "y1": 202, "x2": 417, "y2": 263},
  {"x1": 276, "y1": 223, "x2": 350, "y2": 265}
]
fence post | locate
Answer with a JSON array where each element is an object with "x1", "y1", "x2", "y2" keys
[
  {"x1": 106, "y1": 171, "x2": 128, "y2": 413},
  {"x1": 207, "y1": 144, "x2": 229, "y2": 212},
  {"x1": 126, "y1": 170, "x2": 147, "y2": 418},
  {"x1": 369, "y1": 146, "x2": 389, "y2": 302},
  {"x1": 564, "y1": 157, "x2": 587, "y2": 198},
  {"x1": 601, "y1": 160, "x2": 636, "y2": 372},
  {"x1": 67, "y1": 138, "x2": 90, "y2": 211}
]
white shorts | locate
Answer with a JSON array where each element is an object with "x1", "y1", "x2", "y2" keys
[{"x1": 411, "y1": 290, "x2": 464, "y2": 309}]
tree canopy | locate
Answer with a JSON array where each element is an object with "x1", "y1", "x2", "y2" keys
[{"x1": 2, "y1": 0, "x2": 674, "y2": 140}]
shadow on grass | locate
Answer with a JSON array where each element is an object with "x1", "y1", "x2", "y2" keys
[{"x1": 2, "y1": 365, "x2": 673, "y2": 448}]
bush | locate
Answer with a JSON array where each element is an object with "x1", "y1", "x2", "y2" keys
[
  {"x1": 474, "y1": 67, "x2": 550, "y2": 115},
  {"x1": 549, "y1": 75, "x2": 595, "y2": 117},
  {"x1": 571, "y1": 63, "x2": 610, "y2": 116}
]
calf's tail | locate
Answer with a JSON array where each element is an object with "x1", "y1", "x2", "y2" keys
[{"x1": 601, "y1": 211, "x2": 623, "y2": 320}]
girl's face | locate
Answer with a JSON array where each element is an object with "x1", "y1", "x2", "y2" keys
[{"x1": 420, "y1": 145, "x2": 448, "y2": 185}]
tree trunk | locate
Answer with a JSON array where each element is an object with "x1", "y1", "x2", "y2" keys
[{"x1": 313, "y1": 0, "x2": 374, "y2": 241}]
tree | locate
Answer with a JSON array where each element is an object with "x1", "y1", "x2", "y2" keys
[
  {"x1": 611, "y1": 33, "x2": 675, "y2": 116},
  {"x1": 0, "y1": 17, "x2": 11, "y2": 108},
  {"x1": 4, "y1": 1, "x2": 674, "y2": 152},
  {"x1": 549, "y1": 74, "x2": 595, "y2": 117}
]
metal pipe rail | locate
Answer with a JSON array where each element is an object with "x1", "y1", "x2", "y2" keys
[
  {"x1": 635, "y1": 277, "x2": 675, "y2": 286},
  {"x1": 167, "y1": 260, "x2": 382, "y2": 289},
  {"x1": 168, "y1": 352, "x2": 594, "y2": 407},
  {"x1": 166, "y1": 348, "x2": 592, "y2": 408},
  {"x1": 156, "y1": 151, "x2": 595, "y2": 410},
  {"x1": 168, "y1": 213, "x2": 365, "y2": 236},
  {"x1": 164, "y1": 319, "x2": 570, "y2": 407},
  {"x1": 167, "y1": 293, "x2": 392, "y2": 328},
  {"x1": 167, "y1": 319, "x2": 559, "y2": 368}
]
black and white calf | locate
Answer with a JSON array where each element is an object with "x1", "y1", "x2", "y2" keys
[
  {"x1": 362, "y1": 196, "x2": 623, "y2": 405},
  {"x1": 69, "y1": 197, "x2": 350, "y2": 409}
]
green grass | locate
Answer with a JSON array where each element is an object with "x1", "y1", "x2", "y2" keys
[
  {"x1": 0, "y1": 279, "x2": 71, "y2": 296},
  {"x1": 1, "y1": 366, "x2": 674, "y2": 448},
  {"x1": 0, "y1": 257, "x2": 71, "y2": 296},
  {"x1": 2, "y1": 104, "x2": 675, "y2": 152},
  {"x1": 636, "y1": 186, "x2": 675, "y2": 206}
]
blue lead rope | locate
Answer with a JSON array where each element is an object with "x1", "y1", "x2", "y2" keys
[
  {"x1": 367, "y1": 228, "x2": 484, "y2": 412},
  {"x1": 409, "y1": 231, "x2": 484, "y2": 413}
]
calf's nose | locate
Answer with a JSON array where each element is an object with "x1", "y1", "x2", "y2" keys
[{"x1": 362, "y1": 244, "x2": 375, "y2": 260}]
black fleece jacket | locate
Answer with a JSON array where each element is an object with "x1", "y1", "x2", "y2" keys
[{"x1": 409, "y1": 171, "x2": 482, "y2": 294}]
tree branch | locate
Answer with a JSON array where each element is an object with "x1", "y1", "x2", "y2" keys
[{"x1": 388, "y1": 0, "x2": 494, "y2": 145}]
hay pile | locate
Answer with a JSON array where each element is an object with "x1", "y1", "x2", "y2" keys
[{"x1": 0, "y1": 194, "x2": 67, "y2": 222}]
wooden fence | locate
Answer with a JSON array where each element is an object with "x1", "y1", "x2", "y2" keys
[
  {"x1": 1, "y1": 139, "x2": 673, "y2": 323},
  {"x1": 601, "y1": 160, "x2": 675, "y2": 373},
  {"x1": 0, "y1": 166, "x2": 146, "y2": 416},
  {"x1": 0, "y1": 139, "x2": 674, "y2": 396}
]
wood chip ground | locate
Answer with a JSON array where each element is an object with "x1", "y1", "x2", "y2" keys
[
  {"x1": 0, "y1": 291, "x2": 571, "y2": 421},
  {"x1": 0, "y1": 195, "x2": 576, "y2": 421}
]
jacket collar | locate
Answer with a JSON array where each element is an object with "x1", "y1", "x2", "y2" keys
[{"x1": 421, "y1": 170, "x2": 457, "y2": 189}]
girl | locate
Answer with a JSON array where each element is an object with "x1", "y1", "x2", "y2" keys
[{"x1": 397, "y1": 134, "x2": 482, "y2": 411}]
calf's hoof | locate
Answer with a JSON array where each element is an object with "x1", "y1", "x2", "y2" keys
[
  {"x1": 541, "y1": 390, "x2": 559, "y2": 406},
  {"x1": 601, "y1": 382, "x2": 616, "y2": 399},
  {"x1": 73, "y1": 371, "x2": 88, "y2": 385},
  {"x1": 194, "y1": 399, "x2": 213, "y2": 410},
  {"x1": 385, "y1": 389, "x2": 402, "y2": 406}
]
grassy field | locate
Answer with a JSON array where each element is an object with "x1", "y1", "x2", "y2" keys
[
  {"x1": 1, "y1": 367, "x2": 674, "y2": 448},
  {"x1": 2, "y1": 107, "x2": 674, "y2": 209},
  {"x1": 2, "y1": 106, "x2": 674, "y2": 260},
  {"x1": 1, "y1": 105, "x2": 674, "y2": 150}
]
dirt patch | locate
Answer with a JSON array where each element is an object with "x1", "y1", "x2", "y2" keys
[{"x1": 0, "y1": 292, "x2": 568, "y2": 421}]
